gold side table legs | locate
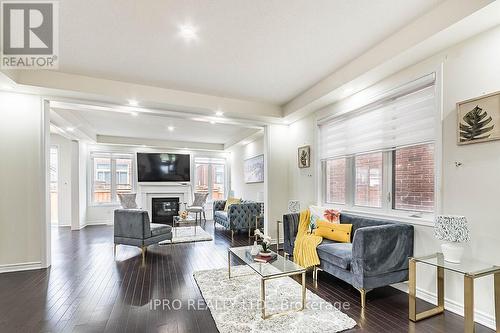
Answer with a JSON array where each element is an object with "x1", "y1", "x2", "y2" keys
[
  {"x1": 464, "y1": 274, "x2": 474, "y2": 332},
  {"x1": 409, "y1": 258, "x2": 444, "y2": 322},
  {"x1": 409, "y1": 258, "x2": 500, "y2": 333}
]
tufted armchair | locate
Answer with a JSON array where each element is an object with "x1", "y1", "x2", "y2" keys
[{"x1": 213, "y1": 200, "x2": 262, "y2": 240}]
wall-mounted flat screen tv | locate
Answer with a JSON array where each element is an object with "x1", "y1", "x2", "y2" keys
[{"x1": 137, "y1": 153, "x2": 191, "y2": 182}]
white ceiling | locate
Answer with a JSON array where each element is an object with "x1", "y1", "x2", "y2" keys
[
  {"x1": 51, "y1": 108, "x2": 260, "y2": 145},
  {"x1": 58, "y1": 0, "x2": 444, "y2": 104}
]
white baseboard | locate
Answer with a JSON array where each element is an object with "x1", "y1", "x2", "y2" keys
[
  {"x1": 0, "y1": 261, "x2": 43, "y2": 274},
  {"x1": 392, "y1": 282, "x2": 496, "y2": 330},
  {"x1": 85, "y1": 219, "x2": 113, "y2": 226}
]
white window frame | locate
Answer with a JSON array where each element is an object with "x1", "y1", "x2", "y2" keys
[
  {"x1": 318, "y1": 70, "x2": 443, "y2": 226},
  {"x1": 89, "y1": 152, "x2": 135, "y2": 206},
  {"x1": 193, "y1": 157, "x2": 228, "y2": 203},
  {"x1": 322, "y1": 144, "x2": 437, "y2": 222}
]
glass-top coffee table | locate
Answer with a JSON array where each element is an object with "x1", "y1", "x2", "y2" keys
[
  {"x1": 228, "y1": 245, "x2": 306, "y2": 319},
  {"x1": 173, "y1": 215, "x2": 201, "y2": 236}
]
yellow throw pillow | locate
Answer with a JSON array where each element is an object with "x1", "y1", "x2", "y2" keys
[
  {"x1": 224, "y1": 197, "x2": 241, "y2": 211},
  {"x1": 314, "y1": 220, "x2": 352, "y2": 243}
]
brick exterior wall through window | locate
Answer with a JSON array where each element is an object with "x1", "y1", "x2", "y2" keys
[
  {"x1": 326, "y1": 158, "x2": 346, "y2": 204},
  {"x1": 355, "y1": 152, "x2": 382, "y2": 208},
  {"x1": 393, "y1": 143, "x2": 435, "y2": 212}
]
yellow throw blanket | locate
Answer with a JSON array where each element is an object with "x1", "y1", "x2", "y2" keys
[{"x1": 293, "y1": 209, "x2": 323, "y2": 268}]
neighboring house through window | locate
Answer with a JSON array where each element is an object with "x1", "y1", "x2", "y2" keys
[
  {"x1": 194, "y1": 157, "x2": 226, "y2": 201},
  {"x1": 91, "y1": 152, "x2": 134, "y2": 204}
]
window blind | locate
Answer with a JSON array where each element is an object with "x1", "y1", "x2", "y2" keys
[{"x1": 319, "y1": 76, "x2": 437, "y2": 160}]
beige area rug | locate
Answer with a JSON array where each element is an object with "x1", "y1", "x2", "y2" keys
[
  {"x1": 159, "y1": 226, "x2": 212, "y2": 244},
  {"x1": 194, "y1": 265, "x2": 357, "y2": 333}
]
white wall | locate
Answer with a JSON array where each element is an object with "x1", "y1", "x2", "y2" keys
[
  {"x1": 265, "y1": 125, "x2": 289, "y2": 239},
  {"x1": 284, "y1": 25, "x2": 500, "y2": 328},
  {"x1": 287, "y1": 113, "x2": 317, "y2": 209},
  {"x1": 0, "y1": 92, "x2": 45, "y2": 271},
  {"x1": 50, "y1": 134, "x2": 72, "y2": 226},
  {"x1": 227, "y1": 137, "x2": 265, "y2": 201}
]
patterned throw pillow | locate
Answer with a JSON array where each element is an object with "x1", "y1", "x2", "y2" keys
[
  {"x1": 118, "y1": 193, "x2": 138, "y2": 209},
  {"x1": 309, "y1": 205, "x2": 340, "y2": 229},
  {"x1": 224, "y1": 197, "x2": 241, "y2": 211}
]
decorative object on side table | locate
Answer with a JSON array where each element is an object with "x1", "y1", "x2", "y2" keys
[
  {"x1": 457, "y1": 91, "x2": 500, "y2": 145},
  {"x1": 179, "y1": 210, "x2": 189, "y2": 220},
  {"x1": 254, "y1": 229, "x2": 272, "y2": 256},
  {"x1": 434, "y1": 215, "x2": 470, "y2": 263},
  {"x1": 297, "y1": 145, "x2": 310, "y2": 168},
  {"x1": 288, "y1": 200, "x2": 300, "y2": 213}
]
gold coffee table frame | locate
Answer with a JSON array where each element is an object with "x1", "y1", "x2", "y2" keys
[
  {"x1": 409, "y1": 253, "x2": 500, "y2": 332},
  {"x1": 228, "y1": 246, "x2": 306, "y2": 319}
]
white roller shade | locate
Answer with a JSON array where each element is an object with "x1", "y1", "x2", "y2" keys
[{"x1": 319, "y1": 77, "x2": 437, "y2": 160}]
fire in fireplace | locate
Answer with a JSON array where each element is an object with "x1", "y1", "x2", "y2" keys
[{"x1": 151, "y1": 197, "x2": 180, "y2": 225}]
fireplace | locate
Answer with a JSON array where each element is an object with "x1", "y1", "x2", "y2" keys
[{"x1": 151, "y1": 197, "x2": 180, "y2": 225}]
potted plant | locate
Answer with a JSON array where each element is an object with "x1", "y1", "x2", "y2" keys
[{"x1": 254, "y1": 229, "x2": 272, "y2": 256}]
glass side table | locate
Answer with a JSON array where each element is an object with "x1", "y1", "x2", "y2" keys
[{"x1": 409, "y1": 253, "x2": 500, "y2": 332}]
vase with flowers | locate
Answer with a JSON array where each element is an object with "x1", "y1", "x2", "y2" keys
[
  {"x1": 179, "y1": 210, "x2": 189, "y2": 220},
  {"x1": 254, "y1": 229, "x2": 272, "y2": 256}
]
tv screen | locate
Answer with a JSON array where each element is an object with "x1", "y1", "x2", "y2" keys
[{"x1": 137, "y1": 153, "x2": 191, "y2": 182}]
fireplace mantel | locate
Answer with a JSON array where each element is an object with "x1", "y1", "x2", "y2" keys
[{"x1": 137, "y1": 182, "x2": 193, "y2": 219}]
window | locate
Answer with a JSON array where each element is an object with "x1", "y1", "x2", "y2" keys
[
  {"x1": 319, "y1": 74, "x2": 437, "y2": 216},
  {"x1": 194, "y1": 157, "x2": 226, "y2": 201},
  {"x1": 355, "y1": 152, "x2": 382, "y2": 208},
  {"x1": 116, "y1": 158, "x2": 133, "y2": 200},
  {"x1": 91, "y1": 153, "x2": 134, "y2": 204},
  {"x1": 93, "y1": 157, "x2": 111, "y2": 203},
  {"x1": 325, "y1": 158, "x2": 346, "y2": 204},
  {"x1": 393, "y1": 143, "x2": 435, "y2": 212}
]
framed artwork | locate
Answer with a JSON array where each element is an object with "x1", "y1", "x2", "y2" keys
[
  {"x1": 244, "y1": 154, "x2": 264, "y2": 183},
  {"x1": 457, "y1": 91, "x2": 500, "y2": 145},
  {"x1": 298, "y1": 145, "x2": 310, "y2": 168}
]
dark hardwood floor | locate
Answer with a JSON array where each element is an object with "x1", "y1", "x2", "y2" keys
[{"x1": 0, "y1": 223, "x2": 493, "y2": 333}]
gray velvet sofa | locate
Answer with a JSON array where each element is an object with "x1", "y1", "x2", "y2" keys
[
  {"x1": 114, "y1": 209, "x2": 172, "y2": 264},
  {"x1": 283, "y1": 212, "x2": 414, "y2": 307},
  {"x1": 213, "y1": 200, "x2": 262, "y2": 240}
]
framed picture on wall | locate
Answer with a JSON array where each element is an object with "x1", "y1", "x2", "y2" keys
[
  {"x1": 457, "y1": 91, "x2": 500, "y2": 145},
  {"x1": 244, "y1": 154, "x2": 264, "y2": 183},
  {"x1": 298, "y1": 145, "x2": 310, "y2": 168}
]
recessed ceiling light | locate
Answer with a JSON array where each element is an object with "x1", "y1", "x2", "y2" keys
[
  {"x1": 178, "y1": 23, "x2": 198, "y2": 42},
  {"x1": 215, "y1": 110, "x2": 224, "y2": 117},
  {"x1": 130, "y1": 112, "x2": 138, "y2": 117},
  {"x1": 128, "y1": 99, "x2": 139, "y2": 106},
  {"x1": 168, "y1": 126, "x2": 175, "y2": 131},
  {"x1": 210, "y1": 120, "x2": 216, "y2": 125},
  {"x1": 66, "y1": 127, "x2": 75, "y2": 132}
]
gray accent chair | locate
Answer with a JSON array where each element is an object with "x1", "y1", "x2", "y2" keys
[
  {"x1": 186, "y1": 192, "x2": 209, "y2": 224},
  {"x1": 114, "y1": 209, "x2": 173, "y2": 264},
  {"x1": 213, "y1": 200, "x2": 262, "y2": 241},
  {"x1": 283, "y1": 212, "x2": 414, "y2": 307}
]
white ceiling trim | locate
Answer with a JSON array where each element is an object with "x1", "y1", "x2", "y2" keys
[
  {"x1": 96, "y1": 135, "x2": 224, "y2": 151},
  {"x1": 4, "y1": 70, "x2": 282, "y2": 118}
]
